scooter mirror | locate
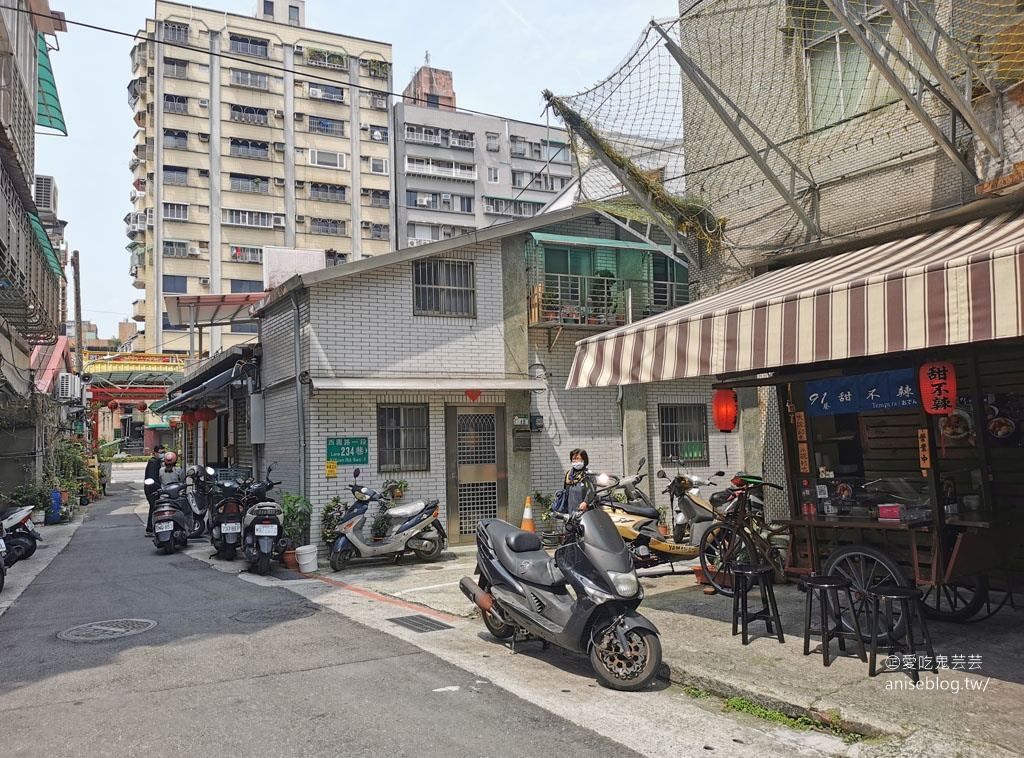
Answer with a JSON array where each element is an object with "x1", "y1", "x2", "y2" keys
[
  {"x1": 638, "y1": 457, "x2": 647, "y2": 469},
  {"x1": 353, "y1": 467, "x2": 361, "y2": 478},
  {"x1": 144, "y1": 478, "x2": 155, "y2": 486},
  {"x1": 656, "y1": 470, "x2": 667, "y2": 478},
  {"x1": 714, "y1": 471, "x2": 725, "y2": 477},
  {"x1": 206, "y1": 466, "x2": 216, "y2": 476}
]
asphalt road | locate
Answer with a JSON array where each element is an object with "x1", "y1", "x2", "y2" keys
[{"x1": 0, "y1": 484, "x2": 640, "y2": 758}]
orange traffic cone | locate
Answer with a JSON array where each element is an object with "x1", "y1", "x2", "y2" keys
[{"x1": 520, "y1": 495, "x2": 536, "y2": 533}]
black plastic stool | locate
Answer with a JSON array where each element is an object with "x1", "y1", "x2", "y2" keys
[
  {"x1": 866, "y1": 584, "x2": 936, "y2": 683},
  {"x1": 802, "y1": 574, "x2": 867, "y2": 666},
  {"x1": 731, "y1": 564, "x2": 784, "y2": 644}
]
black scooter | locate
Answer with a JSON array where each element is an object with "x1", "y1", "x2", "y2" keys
[
  {"x1": 460, "y1": 505, "x2": 662, "y2": 691},
  {"x1": 147, "y1": 479, "x2": 193, "y2": 555}
]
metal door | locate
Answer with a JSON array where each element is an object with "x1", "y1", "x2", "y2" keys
[{"x1": 445, "y1": 406, "x2": 507, "y2": 544}]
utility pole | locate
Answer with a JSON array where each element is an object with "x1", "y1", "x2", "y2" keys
[{"x1": 71, "y1": 249, "x2": 83, "y2": 374}]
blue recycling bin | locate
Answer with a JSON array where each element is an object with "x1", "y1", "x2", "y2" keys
[{"x1": 49, "y1": 489, "x2": 62, "y2": 525}]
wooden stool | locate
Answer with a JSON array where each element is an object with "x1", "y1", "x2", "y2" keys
[
  {"x1": 731, "y1": 564, "x2": 784, "y2": 645},
  {"x1": 866, "y1": 584, "x2": 936, "y2": 683},
  {"x1": 802, "y1": 574, "x2": 867, "y2": 667}
]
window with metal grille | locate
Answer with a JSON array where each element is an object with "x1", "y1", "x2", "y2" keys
[
  {"x1": 413, "y1": 259, "x2": 475, "y2": 318},
  {"x1": 162, "y1": 240, "x2": 189, "y2": 258},
  {"x1": 377, "y1": 404, "x2": 429, "y2": 472},
  {"x1": 310, "y1": 182, "x2": 346, "y2": 202},
  {"x1": 230, "y1": 105, "x2": 269, "y2": 125},
  {"x1": 163, "y1": 95, "x2": 188, "y2": 114},
  {"x1": 309, "y1": 115, "x2": 345, "y2": 137},
  {"x1": 310, "y1": 218, "x2": 345, "y2": 236},
  {"x1": 658, "y1": 404, "x2": 709, "y2": 465},
  {"x1": 164, "y1": 166, "x2": 188, "y2": 185},
  {"x1": 163, "y1": 129, "x2": 187, "y2": 149},
  {"x1": 229, "y1": 35, "x2": 269, "y2": 58},
  {"x1": 163, "y1": 202, "x2": 189, "y2": 221},
  {"x1": 230, "y1": 69, "x2": 269, "y2": 90},
  {"x1": 163, "y1": 22, "x2": 189, "y2": 43},
  {"x1": 230, "y1": 139, "x2": 269, "y2": 160},
  {"x1": 229, "y1": 174, "x2": 270, "y2": 194},
  {"x1": 164, "y1": 57, "x2": 188, "y2": 78},
  {"x1": 228, "y1": 245, "x2": 263, "y2": 263}
]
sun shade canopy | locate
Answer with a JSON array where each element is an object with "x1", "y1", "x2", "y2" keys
[
  {"x1": 566, "y1": 210, "x2": 1024, "y2": 388},
  {"x1": 36, "y1": 32, "x2": 66, "y2": 135},
  {"x1": 28, "y1": 212, "x2": 65, "y2": 279},
  {"x1": 163, "y1": 293, "x2": 265, "y2": 327}
]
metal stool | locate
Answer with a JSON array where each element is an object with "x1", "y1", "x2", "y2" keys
[
  {"x1": 731, "y1": 564, "x2": 784, "y2": 645},
  {"x1": 802, "y1": 574, "x2": 867, "y2": 666},
  {"x1": 866, "y1": 584, "x2": 936, "y2": 683}
]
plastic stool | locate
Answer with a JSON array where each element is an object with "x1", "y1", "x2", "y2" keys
[
  {"x1": 802, "y1": 574, "x2": 867, "y2": 666},
  {"x1": 731, "y1": 564, "x2": 784, "y2": 645},
  {"x1": 866, "y1": 584, "x2": 936, "y2": 683}
]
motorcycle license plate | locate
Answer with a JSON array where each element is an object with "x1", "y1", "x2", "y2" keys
[
  {"x1": 221, "y1": 522, "x2": 241, "y2": 534},
  {"x1": 254, "y1": 524, "x2": 277, "y2": 536},
  {"x1": 25, "y1": 519, "x2": 34, "y2": 530},
  {"x1": 154, "y1": 522, "x2": 174, "y2": 533}
]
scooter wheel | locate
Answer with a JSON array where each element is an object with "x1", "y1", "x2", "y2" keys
[
  {"x1": 217, "y1": 545, "x2": 236, "y2": 561},
  {"x1": 161, "y1": 540, "x2": 176, "y2": 556},
  {"x1": 672, "y1": 523, "x2": 686, "y2": 545},
  {"x1": 481, "y1": 603, "x2": 515, "y2": 640},
  {"x1": 412, "y1": 539, "x2": 444, "y2": 562},
  {"x1": 188, "y1": 520, "x2": 205, "y2": 540},
  {"x1": 255, "y1": 552, "x2": 271, "y2": 575},
  {"x1": 329, "y1": 549, "x2": 356, "y2": 572},
  {"x1": 590, "y1": 626, "x2": 662, "y2": 691}
]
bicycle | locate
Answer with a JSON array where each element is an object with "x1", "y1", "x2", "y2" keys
[{"x1": 698, "y1": 474, "x2": 790, "y2": 597}]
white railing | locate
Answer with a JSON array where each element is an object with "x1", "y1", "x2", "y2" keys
[
  {"x1": 449, "y1": 137, "x2": 475, "y2": 149},
  {"x1": 405, "y1": 162, "x2": 477, "y2": 180},
  {"x1": 405, "y1": 131, "x2": 442, "y2": 145},
  {"x1": 407, "y1": 238, "x2": 434, "y2": 247}
]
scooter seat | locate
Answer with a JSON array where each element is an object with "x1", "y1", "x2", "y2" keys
[
  {"x1": 1, "y1": 506, "x2": 26, "y2": 521},
  {"x1": 611, "y1": 499, "x2": 659, "y2": 520},
  {"x1": 484, "y1": 520, "x2": 565, "y2": 588},
  {"x1": 388, "y1": 499, "x2": 428, "y2": 519}
]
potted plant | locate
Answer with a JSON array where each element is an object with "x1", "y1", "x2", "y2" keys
[
  {"x1": 281, "y1": 492, "x2": 313, "y2": 569},
  {"x1": 531, "y1": 491, "x2": 559, "y2": 546},
  {"x1": 371, "y1": 504, "x2": 391, "y2": 540},
  {"x1": 382, "y1": 478, "x2": 410, "y2": 500},
  {"x1": 657, "y1": 506, "x2": 669, "y2": 537},
  {"x1": 320, "y1": 495, "x2": 348, "y2": 545}
]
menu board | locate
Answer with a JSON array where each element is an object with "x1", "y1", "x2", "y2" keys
[{"x1": 806, "y1": 369, "x2": 919, "y2": 417}]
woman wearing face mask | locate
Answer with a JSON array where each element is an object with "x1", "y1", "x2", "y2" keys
[{"x1": 563, "y1": 448, "x2": 590, "y2": 512}]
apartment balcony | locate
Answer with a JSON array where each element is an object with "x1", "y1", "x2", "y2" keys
[
  {"x1": 405, "y1": 131, "x2": 442, "y2": 146},
  {"x1": 132, "y1": 299, "x2": 147, "y2": 322},
  {"x1": 449, "y1": 137, "x2": 475, "y2": 149},
  {"x1": 405, "y1": 162, "x2": 477, "y2": 181},
  {"x1": 528, "y1": 273, "x2": 689, "y2": 329}
]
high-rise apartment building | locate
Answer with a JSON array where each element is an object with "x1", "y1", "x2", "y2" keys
[
  {"x1": 127, "y1": 1, "x2": 394, "y2": 353},
  {"x1": 394, "y1": 66, "x2": 575, "y2": 248}
]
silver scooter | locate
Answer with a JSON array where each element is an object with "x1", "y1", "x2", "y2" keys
[{"x1": 328, "y1": 468, "x2": 447, "y2": 571}]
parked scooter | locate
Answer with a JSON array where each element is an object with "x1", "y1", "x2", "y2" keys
[
  {"x1": 0, "y1": 504, "x2": 43, "y2": 567},
  {"x1": 183, "y1": 465, "x2": 211, "y2": 539},
  {"x1": 205, "y1": 470, "x2": 245, "y2": 561},
  {"x1": 328, "y1": 468, "x2": 447, "y2": 571},
  {"x1": 656, "y1": 459, "x2": 724, "y2": 545},
  {"x1": 597, "y1": 458, "x2": 701, "y2": 570},
  {"x1": 148, "y1": 479, "x2": 193, "y2": 555},
  {"x1": 240, "y1": 463, "x2": 286, "y2": 575},
  {"x1": 461, "y1": 505, "x2": 662, "y2": 691}
]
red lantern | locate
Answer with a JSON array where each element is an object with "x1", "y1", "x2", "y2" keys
[
  {"x1": 195, "y1": 407, "x2": 217, "y2": 423},
  {"x1": 136, "y1": 401, "x2": 148, "y2": 412},
  {"x1": 919, "y1": 361, "x2": 957, "y2": 415},
  {"x1": 169, "y1": 417, "x2": 179, "y2": 429},
  {"x1": 106, "y1": 400, "x2": 119, "y2": 411},
  {"x1": 712, "y1": 389, "x2": 738, "y2": 433},
  {"x1": 181, "y1": 410, "x2": 197, "y2": 425}
]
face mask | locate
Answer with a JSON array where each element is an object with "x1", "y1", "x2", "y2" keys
[
  {"x1": 572, "y1": 461, "x2": 585, "y2": 470},
  {"x1": 158, "y1": 453, "x2": 165, "y2": 460}
]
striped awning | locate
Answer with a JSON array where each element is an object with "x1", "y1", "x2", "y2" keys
[{"x1": 566, "y1": 210, "x2": 1024, "y2": 388}]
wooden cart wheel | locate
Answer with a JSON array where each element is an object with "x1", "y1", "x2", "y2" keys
[
  {"x1": 822, "y1": 544, "x2": 909, "y2": 643},
  {"x1": 920, "y1": 574, "x2": 989, "y2": 621}
]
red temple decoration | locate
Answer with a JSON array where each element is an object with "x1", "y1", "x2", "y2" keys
[
  {"x1": 919, "y1": 361, "x2": 957, "y2": 415},
  {"x1": 712, "y1": 389, "x2": 738, "y2": 433},
  {"x1": 106, "y1": 400, "x2": 119, "y2": 411}
]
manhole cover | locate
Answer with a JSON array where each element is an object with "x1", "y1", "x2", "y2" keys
[
  {"x1": 58, "y1": 619, "x2": 157, "y2": 642},
  {"x1": 231, "y1": 604, "x2": 319, "y2": 623},
  {"x1": 387, "y1": 615, "x2": 454, "y2": 633}
]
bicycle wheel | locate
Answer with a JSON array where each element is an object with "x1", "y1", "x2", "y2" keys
[
  {"x1": 920, "y1": 574, "x2": 988, "y2": 621},
  {"x1": 823, "y1": 544, "x2": 909, "y2": 642},
  {"x1": 699, "y1": 522, "x2": 755, "y2": 597}
]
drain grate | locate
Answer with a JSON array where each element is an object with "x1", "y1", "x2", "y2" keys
[
  {"x1": 231, "y1": 604, "x2": 319, "y2": 624},
  {"x1": 386, "y1": 615, "x2": 454, "y2": 633},
  {"x1": 58, "y1": 619, "x2": 157, "y2": 642}
]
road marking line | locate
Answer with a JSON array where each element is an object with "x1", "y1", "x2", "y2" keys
[
  {"x1": 394, "y1": 581, "x2": 460, "y2": 594},
  {"x1": 312, "y1": 575, "x2": 461, "y2": 622}
]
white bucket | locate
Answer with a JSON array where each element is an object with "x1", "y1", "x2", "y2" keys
[{"x1": 294, "y1": 544, "x2": 318, "y2": 572}]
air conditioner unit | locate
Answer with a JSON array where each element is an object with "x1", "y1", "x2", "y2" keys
[
  {"x1": 274, "y1": 177, "x2": 286, "y2": 186},
  {"x1": 360, "y1": 220, "x2": 371, "y2": 229},
  {"x1": 359, "y1": 123, "x2": 370, "y2": 131},
  {"x1": 274, "y1": 109, "x2": 285, "y2": 117},
  {"x1": 309, "y1": 87, "x2": 323, "y2": 99},
  {"x1": 198, "y1": 168, "x2": 210, "y2": 177},
  {"x1": 371, "y1": 130, "x2": 383, "y2": 141},
  {"x1": 199, "y1": 276, "x2": 211, "y2": 286},
  {"x1": 272, "y1": 216, "x2": 285, "y2": 227},
  {"x1": 56, "y1": 373, "x2": 82, "y2": 401},
  {"x1": 360, "y1": 187, "x2": 371, "y2": 195},
  {"x1": 294, "y1": 112, "x2": 305, "y2": 121},
  {"x1": 294, "y1": 180, "x2": 305, "y2": 188},
  {"x1": 130, "y1": 189, "x2": 146, "y2": 202},
  {"x1": 187, "y1": 246, "x2": 201, "y2": 256},
  {"x1": 295, "y1": 214, "x2": 306, "y2": 223},
  {"x1": 374, "y1": 97, "x2": 387, "y2": 108},
  {"x1": 198, "y1": 98, "x2": 209, "y2": 107},
  {"x1": 441, "y1": 193, "x2": 452, "y2": 200},
  {"x1": 198, "y1": 133, "x2": 209, "y2": 142},
  {"x1": 273, "y1": 142, "x2": 285, "y2": 151},
  {"x1": 416, "y1": 198, "x2": 430, "y2": 206},
  {"x1": 293, "y1": 44, "x2": 304, "y2": 54}
]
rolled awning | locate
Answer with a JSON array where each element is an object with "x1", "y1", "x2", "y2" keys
[{"x1": 567, "y1": 209, "x2": 1024, "y2": 388}]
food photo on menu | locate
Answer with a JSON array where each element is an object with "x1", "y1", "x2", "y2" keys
[{"x1": 938, "y1": 394, "x2": 1021, "y2": 447}]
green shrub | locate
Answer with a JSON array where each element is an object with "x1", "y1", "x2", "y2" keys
[
  {"x1": 320, "y1": 496, "x2": 348, "y2": 544},
  {"x1": 280, "y1": 492, "x2": 313, "y2": 546}
]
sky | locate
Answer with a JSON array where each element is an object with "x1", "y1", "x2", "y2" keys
[{"x1": 35, "y1": 0, "x2": 674, "y2": 339}]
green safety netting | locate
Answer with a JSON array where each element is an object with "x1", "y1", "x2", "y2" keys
[
  {"x1": 36, "y1": 32, "x2": 67, "y2": 136},
  {"x1": 28, "y1": 212, "x2": 65, "y2": 279}
]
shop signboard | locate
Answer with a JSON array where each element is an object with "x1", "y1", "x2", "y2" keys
[{"x1": 806, "y1": 369, "x2": 918, "y2": 416}]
